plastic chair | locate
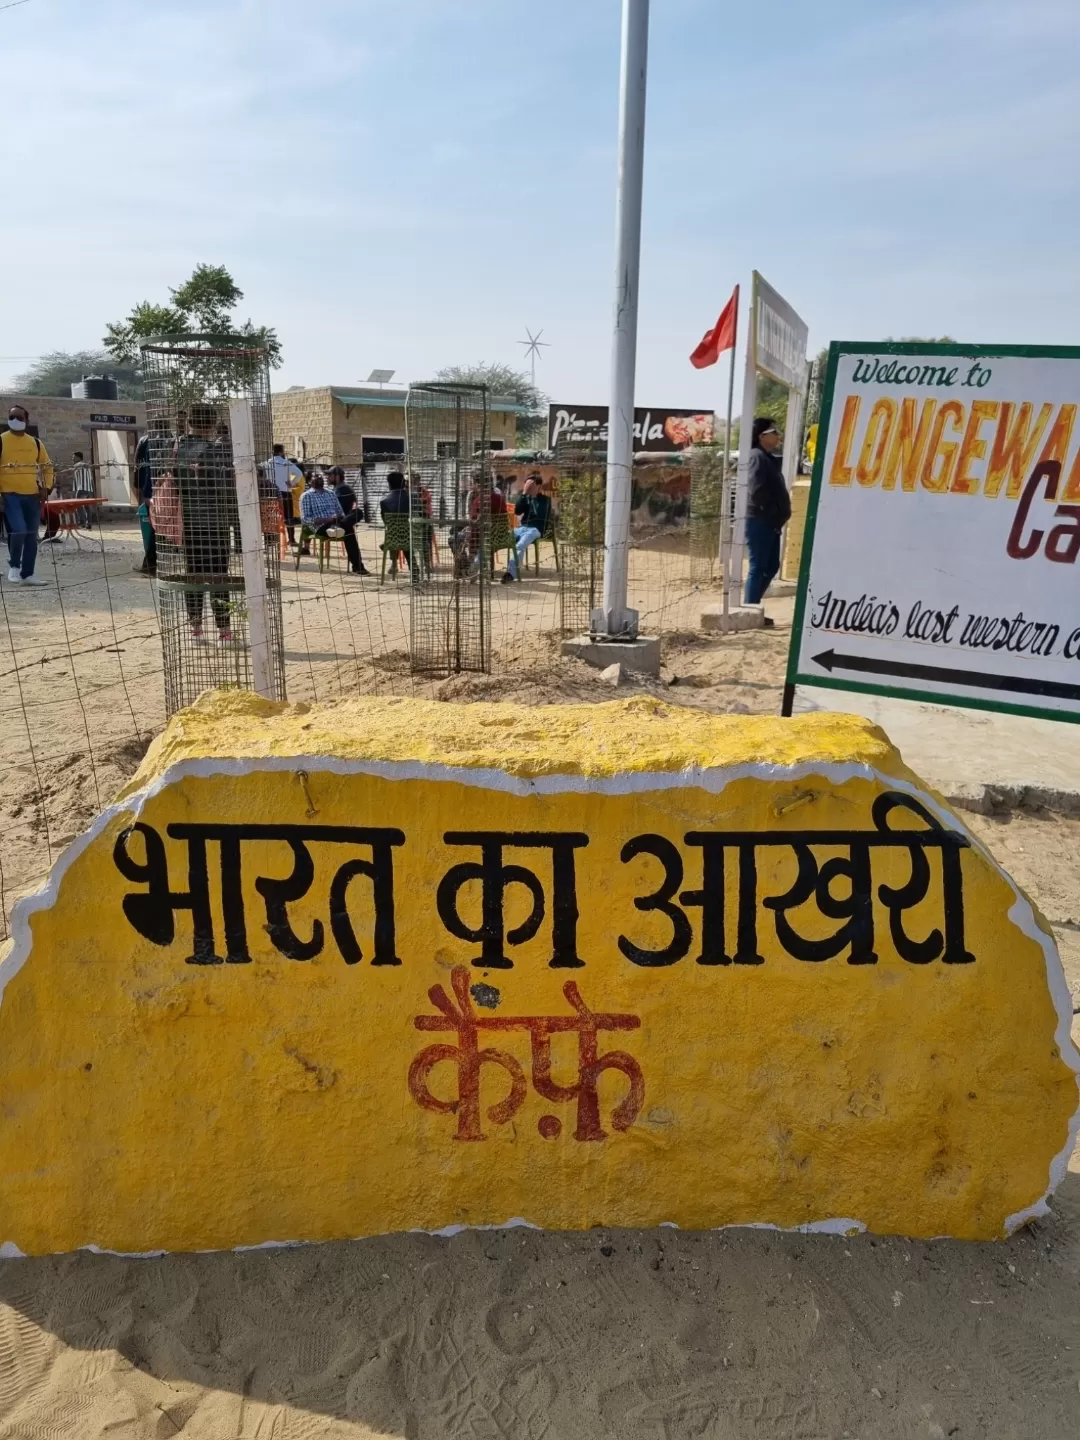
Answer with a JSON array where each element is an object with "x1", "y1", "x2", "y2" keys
[
  {"x1": 487, "y1": 513, "x2": 516, "y2": 575},
  {"x1": 294, "y1": 523, "x2": 349, "y2": 573},
  {"x1": 380, "y1": 513, "x2": 413, "y2": 580},
  {"x1": 294, "y1": 524, "x2": 329, "y2": 572},
  {"x1": 531, "y1": 517, "x2": 560, "y2": 575}
]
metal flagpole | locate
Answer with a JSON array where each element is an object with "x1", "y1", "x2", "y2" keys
[{"x1": 594, "y1": 0, "x2": 650, "y2": 639}]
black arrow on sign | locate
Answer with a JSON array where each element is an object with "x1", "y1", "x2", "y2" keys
[{"x1": 811, "y1": 649, "x2": 1080, "y2": 703}]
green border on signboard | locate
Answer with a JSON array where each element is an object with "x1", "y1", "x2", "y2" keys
[{"x1": 783, "y1": 340, "x2": 1080, "y2": 726}]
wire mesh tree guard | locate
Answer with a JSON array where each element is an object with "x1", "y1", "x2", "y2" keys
[
  {"x1": 140, "y1": 335, "x2": 286, "y2": 716},
  {"x1": 554, "y1": 439, "x2": 605, "y2": 637},
  {"x1": 688, "y1": 444, "x2": 728, "y2": 585},
  {"x1": 404, "y1": 383, "x2": 493, "y2": 676}
]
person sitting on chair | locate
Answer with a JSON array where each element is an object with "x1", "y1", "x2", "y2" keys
[
  {"x1": 299, "y1": 472, "x2": 366, "y2": 575},
  {"x1": 379, "y1": 470, "x2": 411, "y2": 516},
  {"x1": 330, "y1": 465, "x2": 357, "y2": 516},
  {"x1": 449, "y1": 471, "x2": 506, "y2": 577},
  {"x1": 379, "y1": 470, "x2": 413, "y2": 571},
  {"x1": 405, "y1": 471, "x2": 434, "y2": 571},
  {"x1": 328, "y1": 466, "x2": 370, "y2": 573},
  {"x1": 408, "y1": 471, "x2": 433, "y2": 519},
  {"x1": 502, "y1": 472, "x2": 551, "y2": 583}
]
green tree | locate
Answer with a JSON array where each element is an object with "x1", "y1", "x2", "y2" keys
[
  {"x1": 433, "y1": 362, "x2": 547, "y2": 446},
  {"x1": 753, "y1": 373, "x2": 790, "y2": 430},
  {"x1": 11, "y1": 349, "x2": 144, "y2": 400},
  {"x1": 807, "y1": 347, "x2": 829, "y2": 426},
  {"x1": 103, "y1": 263, "x2": 282, "y2": 368}
]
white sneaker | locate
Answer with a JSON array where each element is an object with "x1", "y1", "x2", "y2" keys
[
  {"x1": 6, "y1": 567, "x2": 21, "y2": 583},
  {"x1": 21, "y1": 575, "x2": 48, "y2": 587}
]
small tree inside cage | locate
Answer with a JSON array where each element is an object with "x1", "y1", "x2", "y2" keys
[
  {"x1": 555, "y1": 439, "x2": 605, "y2": 637},
  {"x1": 688, "y1": 444, "x2": 728, "y2": 585},
  {"x1": 140, "y1": 335, "x2": 286, "y2": 716},
  {"x1": 404, "y1": 383, "x2": 493, "y2": 676}
]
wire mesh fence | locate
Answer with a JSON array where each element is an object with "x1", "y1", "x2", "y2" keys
[
  {"x1": 404, "y1": 383, "x2": 493, "y2": 676},
  {"x1": 0, "y1": 407, "x2": 739, "y2": 943},
  {"x1": 141, "y1": 335, "x2": 286, "y2": 715},
  {"x1": 0, "y1": 494, "x2": 164, "y2": 944}
]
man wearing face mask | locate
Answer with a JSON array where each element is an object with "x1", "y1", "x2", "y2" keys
[{"x1": 1, "y1": 405, "x2": 53, "y2": 586}]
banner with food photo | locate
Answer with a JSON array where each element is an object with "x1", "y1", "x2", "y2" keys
[{"x1": 548, "y1": 404, "x2": 714, "y2": 453}]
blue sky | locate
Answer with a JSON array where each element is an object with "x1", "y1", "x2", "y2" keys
[{"x1": 4, "y1": 0, "x2": 1079, "y2": 407}]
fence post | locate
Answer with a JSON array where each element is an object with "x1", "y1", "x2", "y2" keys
[{"x1": 229, "y1": 399, "x2": 273, "y2": 700}]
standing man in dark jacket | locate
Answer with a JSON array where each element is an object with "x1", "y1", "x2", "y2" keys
[{"x1": 744, "y1": 417, "x2": 790, "y2": 612}]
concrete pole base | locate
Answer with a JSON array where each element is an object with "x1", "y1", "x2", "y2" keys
[
  {"x1": 700, "y1": 604, "x2": 765, "y2": 634},
  {"x1": 561, "y1": 634, "x2": 661, "y2": 677}
]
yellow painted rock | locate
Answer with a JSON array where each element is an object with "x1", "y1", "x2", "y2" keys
[{"x1": 2, "y1": 691, "x2": 1076, "y2": 1253}]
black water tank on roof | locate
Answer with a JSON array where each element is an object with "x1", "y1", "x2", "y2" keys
[{"x1": 70, "y1": 375, "x2": 119, "y2": 400}]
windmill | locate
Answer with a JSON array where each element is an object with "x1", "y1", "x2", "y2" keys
[{"x1": 518, "y1": 327, "x2": 550, "y2": 388}]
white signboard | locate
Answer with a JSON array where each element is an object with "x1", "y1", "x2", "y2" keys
[
  {"x1": 754, "y1": 273, "x2": 810, "y2": 389},
  {"x1": 787, "y1": 343, "x2": 1080, "y2": 724}
]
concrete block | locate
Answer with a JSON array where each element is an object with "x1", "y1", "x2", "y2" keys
[
  {"x1": 2, "y1": 690, "x2": 1077, "y2": 1251},
  {"x1": 561, "y1": 634, "x2": 661, "y2": 676},
  {"x1": 700, "y1": 604, "x2": 764, "y2": 633}
]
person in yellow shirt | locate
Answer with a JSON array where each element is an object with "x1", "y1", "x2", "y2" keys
[{"x1": 1, "y1": 404, "x2": 54, "y2": 586}]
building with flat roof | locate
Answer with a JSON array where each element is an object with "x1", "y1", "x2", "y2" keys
[{"x1": 271, "y1": 385, "x2": 525, "y2": 465}]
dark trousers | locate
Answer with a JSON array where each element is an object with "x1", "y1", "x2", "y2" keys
[
  {"x1": 313, "y1": 515, "x2": 363, "y2": 571},
  {"x1": 281, "y1": 490, "x2": 295, "y2": 543},
  {"x1": 744, "y1": 516, "x2": 782, "y2": 605},
  {"x1": 184, "y1": 529, "x2": 232, "y2": 631}
]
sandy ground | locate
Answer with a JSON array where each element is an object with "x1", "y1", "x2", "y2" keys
[
  {"x1": 1, "y1": 522, "x2": 1079, "y2": 1438},
  {"x1": 2, "y1": 1194, "x2": 1080, "y2": 1440}
]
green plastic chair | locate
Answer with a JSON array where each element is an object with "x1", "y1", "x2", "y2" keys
[
  {"x1": 380, "y1": 513, "x2": 413, "y2": 581},
  {"x1": 530, "y1": 516, "x2": 560, "y2": 575},
  {"x1": 294, "y1": 523, "x2": 333, "y2": 572}
]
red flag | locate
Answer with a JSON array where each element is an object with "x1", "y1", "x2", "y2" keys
[{"x1": 689, "y1": 285, "x2": 739, "y2": 369}]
